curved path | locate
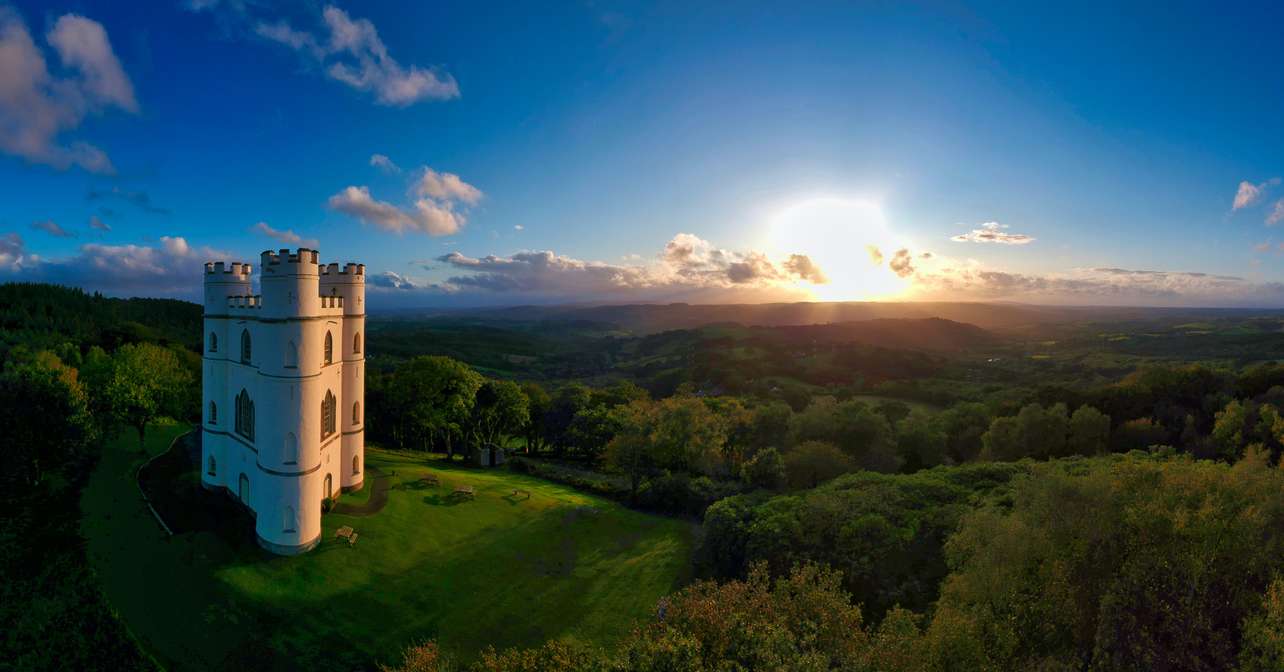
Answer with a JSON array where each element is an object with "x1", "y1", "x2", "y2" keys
[{"x1": 331, "y1": 465, "x2": 392, "y2": 516}]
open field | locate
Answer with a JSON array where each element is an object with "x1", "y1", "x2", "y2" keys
[{"x1": 81, "y1": 425, "x2": 693, "y2": 671}]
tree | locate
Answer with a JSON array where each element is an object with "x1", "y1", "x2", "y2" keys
[
  {"x1": 470, "y1": 380, "x2": 529, "y2": 451},
  {"x1": 605, "y1": 400, "x2": 657, "y2": 500},
  {"x1": 1067, "y1": 405, "x2": 1111, "y2": 456},
  {"x1": 566, "y1": 404, "x2": 621, "y2": 460},
  {"x1": 0, "y1": 351, "x2": 97, "y2": 488},
  {"x1": 546, "y1": 383, "x2": 592, "y2": 453},
  {"x1": 1015, "y1": 402, "x2": 1068, "y2": 459},
  {"x1": 783, "y1": 440, "x2": 856, "y2": 489},
  {"x1": 748, "y1": 401, "x2": 794, "y2": 453},
  {"x1": 981, "y1": 416, "x2": 1022, "y2": 461},
  {"x1": 895, "y1": 411, "x2": 947, "y2": 473},
  {"x1": 1240, "y1": 578, "x2": 1284, "y2": 672},
  {"x1": 834, "y1": 400, "x2": 900, "y2": 472},
  {"x1": 519, "y1": 382, "x2": 551, "y2": 454},
  {"x1": 740, "y1": 447, "x2": 786, "y2": 490},
  {"x1": 98, "y1": 343, "x2": 191, "y2": 451},
  {"x1": 938, "y1": 402, "x2": 991, "y2": 463},
  {"x1": 393, "y1": 356, "x2": 483, "y2": 458},
  {"x1": 649, "y1": 396, "x2": 727, "y2": 476}
]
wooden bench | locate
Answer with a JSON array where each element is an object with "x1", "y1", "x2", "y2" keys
[
  {"x1": 335, "y1": 525, "x2": 354, "y2": 540},
  {"x1": 512, "y1": 489, "x2": 531, "y2": 500},
  {"x1": 452, "y1": 485, "x2": 475, "y2": 500},
  {"x1": 348, "y1": 532, "x2": 359, "y2": 547},
  {"x1": 421, "y1": 474, "x2": 440, "y2": 486}
]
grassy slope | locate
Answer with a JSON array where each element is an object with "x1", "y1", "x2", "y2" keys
[{"x1": 82, "y1": 426, "x2": 692, "y2": 670}]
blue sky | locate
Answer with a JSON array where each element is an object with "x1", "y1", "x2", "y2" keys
[{"x1": 2, "y1": 1, "x2": 1283, "y2": 307}]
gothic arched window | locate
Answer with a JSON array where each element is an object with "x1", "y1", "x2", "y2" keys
[
  {"x1": 235, "y1": 389, "x2": 255, "y2": 441},
  {"x1": 321, "y1": 390, "x2": 336, "y2": 439},
  {"x1": 209, "y1": 401, "x2": 217, "y2": 425},
  {"x1": 324, "y1": 473, "x2": 333, "y2": 500},
  {"x1": 352, "y1": 454, "x2": 360, "y2": 475},
  {"x1": 209, "y1": 332, "x2": 218, "y2": 352},
  {"x1": 353, "y1": 332, "x2": 362, "y2": 354},
  {"x1": 240, "y1": 329, "x2": 252, "y2": 364},
  {"x1": 283, "y1": 506, "x2": 296, "y2": 532},
  {"x1": 284, "y1": 432, "x2": 298, "y2": 464},
  {"x1": 324, "y1": 331, "x2": 333, "y2": 365},
  {"x1": 352, "y1": 401, "x2": 361, "y2": 425},
  {"x1": 285, "y1": 340, "x2": 298, "y2": 368},
  {"x1": 207, "y1": 455, "x2": 216, "y2": 476}
]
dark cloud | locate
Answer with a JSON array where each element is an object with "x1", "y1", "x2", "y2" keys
[
  {"x1": 31, "y1": 219, "x2": 75, "y2": 238},
  {"x1": 86, "y1": 186, "x2": 170, "y2": 214},
  {"x1": 889, "y1": 249, "x2": 915, "y2": 278}
]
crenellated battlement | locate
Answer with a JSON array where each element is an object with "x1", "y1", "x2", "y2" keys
[
  {"x1": 261, "y1": 248, "x2": 319, "y2": 269},
  {"x1": 320, "y1": 262, "x2": 366, "y2": 277},
  {"x1": 319, "y1": 295, "x2": 345, "y2": 309},
  {"x1": 205, "y1": 261, "x2": 252, "y2": 277}
]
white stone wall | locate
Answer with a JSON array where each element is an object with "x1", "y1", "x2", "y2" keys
[{"x1": 201, "y1": 249, "x2": 364, "y2": 555}]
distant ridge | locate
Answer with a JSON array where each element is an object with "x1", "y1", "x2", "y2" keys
[{"x1": 420, "y1": 301, "x2": 1274, "y2": 334}]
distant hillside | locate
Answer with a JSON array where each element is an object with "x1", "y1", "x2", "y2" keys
[
  {"x1": 0, "y1": 283, "x2": 203, "y2": 357},
  {"x1": 420, "y1": 301, "x2": 1284, "y2": 335},
  {"x1": 757, "y1": 318, "x2": 997, "y2": 351}
]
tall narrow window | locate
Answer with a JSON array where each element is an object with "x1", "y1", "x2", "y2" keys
[
  {"x1": 209, "y1": 332, "x2": 218, "y2": 352},
  {"x1": 284, "y1": 432, "x2": 298, "y2": 464},
  {"x1": 283, "y1": 506, "x2": 296, "y2": 532},
  {"x1": 352, "y1": 454, "x2": 360, "y2": 475},
  {"x1": 321, "y1": 390, "x2": 336, "y2": 439},
  {"x1": 324, "y1": 473, "x2": 333, "y2": 500},
  {"x1": 352, "y1": 401, "x2": 361, "y2": 425},
  {"x1": 235, "y1": 389, "x2": 254, "y2": 441},
  {"x1": 209, "y1": 401, "x2": 217, "y2": 425},
  {"x1": 238, "y1": 473, "x2": 250, "y2": 504},
  {"x1": 240, "y1": 329, "x2": 252, "y2": 364},
  {"x1": 324, "y1": 331, "x2": 333, "y2": 364},
  {"x1": 353, "y1": 332, "x2": 362, "y2": 354},
  {"x1": 207, "y1": 456, "x2": 216, "y2": 476},
  {"x1": 285, "y1": 340, "x2": 298, "y2": 368}
]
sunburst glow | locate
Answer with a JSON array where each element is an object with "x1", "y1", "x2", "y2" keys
[{"x1": 768, "y1": 197, "x2": 912, "y2": 301}]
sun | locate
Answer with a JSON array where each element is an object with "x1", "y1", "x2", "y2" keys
[{"x1": 767, "y1": 197, "x2": 911, "y2": 301}]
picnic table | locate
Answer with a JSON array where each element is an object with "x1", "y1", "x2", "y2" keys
[
  {"x1": 420, "y1": 474, "x2": 440, "y2": 486},
  {"x1": 453, "y1": 484, "x2": 475, "y2": 500},
  {"x1": 336, "y1": 525, "x2": 359, "y2": 546}
]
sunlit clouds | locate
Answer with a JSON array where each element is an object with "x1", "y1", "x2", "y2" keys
[{"x1": 950, "y1": 222, "x2": 1035, "y2": 245}]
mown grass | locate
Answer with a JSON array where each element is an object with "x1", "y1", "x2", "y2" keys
[{"x1": 81, "y1": 425, "x2": 693, "y2": 671}]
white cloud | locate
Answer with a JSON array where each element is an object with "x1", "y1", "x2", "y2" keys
[
  {"x1": 0, "y1": 234, "x2": 227, "y2": 296},
  {"x1": 31, "y1": 219, "x2": 74, "y2": 238},
  {"x1": 369, "y1": 153, "x2": 400, "y2": 173},
  {"x1": 1268, "y1": 199, "x2": 1284, "y2": 227},
  {"x1": 0, "y1": 232, "x2": 35, "y2": 271},
  {"x1": 1234, "y1": 178, "x2": 1281, "y2": 211},
  {"x1": 329, "y1": 164, "x2": 480, "y2": 237},
  {"x1": 514, "y1": 224, "x2": 524, "y2": 231},
  {"x1": 411, "y1": 167, "x2": 482, "y2": 204},
  {"x1": 327, "y1": 185, "x2": 464, "y2": 236},
  {"x1": 0, "y1": 8, "x2": 136, "y2": 173},
  {"x1": 251, "y1": 221, "x2": 318, "y2": 248},
  {"x1": 369, "y1": 270, "x2": 432, "y2": 290},
  {"x1": 951, "y1": 222, "x2": 1035, "y2": 245},
  {"x1": 245, "y1": 5, "x2": 458, "y2": 106}
]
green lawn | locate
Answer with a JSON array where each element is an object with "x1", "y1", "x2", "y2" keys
[{"x1": 81, "y1": 425, "x2": 693, "y2": 670}]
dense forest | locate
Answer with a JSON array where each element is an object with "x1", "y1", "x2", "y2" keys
[{"x1": 9, "y1": 283, "x2": 1284, "y2": 670}]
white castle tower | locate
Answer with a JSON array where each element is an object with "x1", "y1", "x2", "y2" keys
[{"x1": 201, "y1": 248, "x2": 365, "y2": 554}]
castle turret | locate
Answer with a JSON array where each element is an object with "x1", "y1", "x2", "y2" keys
[
  {"x1": 320, "y1": 261, "x2": 366, "y2": 491},
  {"x1": 200, "y1": 247, "x2": 364, "y2": 555}
]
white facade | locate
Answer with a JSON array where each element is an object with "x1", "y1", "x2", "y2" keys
[{"x1": 201, "y1": 248, "x2": 365, "y2": 555}]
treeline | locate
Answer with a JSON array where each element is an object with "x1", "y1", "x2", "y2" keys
[
  {"x1": 0, "y1": 283, "x2": 202, "y2": 357},
  {"x1": 381, "y1": 453, "x2": 1284, "y2": 671}
]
